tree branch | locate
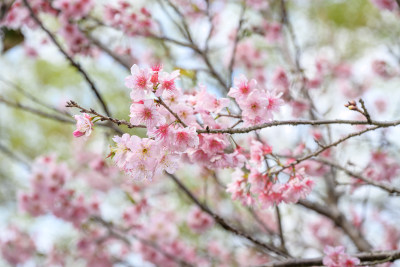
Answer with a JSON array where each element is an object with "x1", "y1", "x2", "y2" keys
[
  {"x1": 270, "y1": 126, "x2": 381, "y2": 175},
  {"x1": 298, "y1": 200, "x2": 372, "y2": 251},
  {"x1": 166, "y1": 173, "x2": 289, "y2": 258},
  {"x1": 314, "y1": 158, "x2": 400, "y2": 195},
  {"x1": 0, "y1": 96, "x2": 75, "y2": 124},
  {"x1": 262, "y1": 250, "x2": 400, "y2": 267},
  {"x1": 91, "y1": 216, "x2": 193, "y2": 267},
  {"x1": 196, "y1": 118, "x2": 400, "y2": 134},
  {"x1": 65, "y1": 100, "x2": 144, "y2": 131}
]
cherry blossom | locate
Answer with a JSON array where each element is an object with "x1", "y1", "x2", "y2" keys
[
  {"x1": 125, "y1": 64, "x2": 153, "y2": 100},
  {"x1": 323, "y1": 246, "x2": 360, "y2": 267},
  {"x1": 73, "y1": 113, "x2": 93, "y2": 137},
  {"x1": 130, "y1": 99, "x2": 165, "y2": 129},
  {"x1": 228, "y1": 74, "x2": 257, "y2": 102},
  {"x1": 186, "y1": 206, "x2": 214, "y2": 233}
]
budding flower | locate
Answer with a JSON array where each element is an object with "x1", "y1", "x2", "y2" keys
[
  {"x1": 345, "y1": 100, "x2": 358, "y2": 111},
  {"x1": 348, "y1": 105, "x2": 357, "y2": 110},
  {"x1": 73, "y1": 113, "x2": 93, "y2": 137}
]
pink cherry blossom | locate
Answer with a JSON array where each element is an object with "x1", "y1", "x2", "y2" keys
[
  {"x1": 241, "y1": 90, "x2": 269, "y2": 121},
  {"x1": 1, "y1": 228, "x2": 36, "y2": 266},
  {"x1": 130, "y1": 99, "x2": 165, "y2": 129},
  {"x1": 53, "y1": 0, "x2": 94, "y2": 20},
  {"x1": 125, "y1": 65, "x2": 153, "y2": 100},
  {"x1": 323, "y1": 246, "x2": 360, "y2": 267},
  {"x1": 172, "y1": 126, "x2": 199, "y2": 152},
  {"x1": 195, "y1": 85, "x2": 230, "y2": 113},
  {"x1": 158, "y1": 151, "x2": 180, "y2": 174},
  {"x1": 157, "y1": 70, "x2": 180, "y2": 96},
  {"x1": 112, "y1": 133, "x2": 137, "y2": 168},
  {"x1": 228, "y1": 74, "x2": 257, "y2": 102},
  {"x1": 371, "y1": 0, "x2": 397, "y2": 10},
  {"x1": 73, "y1": 113, "x2": 93, "y2": 137},
  {"x1": 187, "y1": 206, "x2": 214, "y2": 233}
]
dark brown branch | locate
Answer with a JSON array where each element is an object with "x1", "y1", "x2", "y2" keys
[
  {"x1": 275, "y1": 206, "x2": 288, "y2": 254},
  {"x1": 22, "y1": 0, "x2": 111, "y2": 117},
  {"x1": 166, "y1": 173, "x2": 289, "y2": 258},
  {"x1": 359, "y1": 98, "x2": 372, "y2": 123},
  {"x1": 298, "y1": 200, "x2": 372, "y2": 251},
  {"x1": 262, "y1": 250, "x2": 400, "y2": 267}
]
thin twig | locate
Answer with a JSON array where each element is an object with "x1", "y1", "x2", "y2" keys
[
  {"x1": 275, "y1": 206, "x2": 288, "y2": 254},
  {"x1": 270, "y1": 126, "x2": 381, "y2": 175},
  {"x1": 65, "y1": 100, "x2": 144, "y2": 130},
  {"x1": 0, "y1": 75, "x2": 71, "y2": 118},
  {"x1": 314, "y1": 158, "x2": 400, "y2": 195},
  {"x1": 197, "y1": 118, "x2": 400, "y2": 134},
  {"x1": 359, "y1": 99, "x2": 372, "y2": 123},
  {"x1": 156, "y1": 97, "x2": 188, "y2": 127},
  {"x1": 0, "y1": 96, "x2": 75, "y2": 124}
]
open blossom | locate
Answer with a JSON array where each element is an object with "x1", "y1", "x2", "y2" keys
[
  {"x1": 157, "y1": 70, "x2": 180, "y2": 96},
  {"x1": 228, "y1": 74, "x2": 257, "y2": 102},
  {"x1": 112, "y1": 134, "x2": 135, "y2": 168},
  {"x1": 323, "y1": 246, "x2": 360, "y2": 267},
  {"x1": 125, "y1": 65, "x2": 153, "y2": 100},
  {"x1": 241, "y1": 90, "x2": 269, "y2": 120},
  {"x1": 130, "y1": 99, "x2": 165, "y2": 129},
  {"x1": 73, "y1": 113, "x2": 93, "y2": 137},
  {"x1": 158, "y1": 151, "x2": 180, "y2": 174},
  {"x1": 195, "y1": 85, "x2": 229, "y2": 113},
  {"x1": 148, "y1": 124, "x2": 173, "y2": 145},
  {"x1": 172, "y1": 126, "x2": 199, "y2": 152}
]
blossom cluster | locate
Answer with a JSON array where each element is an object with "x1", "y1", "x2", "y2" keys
[
  {"x1": 228, "y1": 74, "x2": 284, "y2": 126},
  {"x1": 104, "y1": 1, "x2": 155, "y2": 37},
  {"x1": 323, "y1": 246, "x2": 360, "y2": 267},
  {"x1": 71, "y1": 64, "x2": 315, "y2": 208},
  {"x1": 0, "y1": 227, "x2": 36, "y2": 266},
  {"x1": 109, "y1": 64, "x2": 265, "y2": 180},
  {"x1": 18, "y1": 155, "x2": 100, "y2": 227},
  {"x1": 226, "y1": 167, "x2": 314, "y2": 207}
]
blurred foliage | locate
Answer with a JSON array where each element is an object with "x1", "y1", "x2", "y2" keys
[
  {"x1": 309, "y1": 0, "x2": 379, "y2": 29},
  {"x1": 34, "y1": 60, "x2": 81, "y2": 88},
  {"x1": 1, "y1": 28, "x2": 24, "y2": 54}
]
